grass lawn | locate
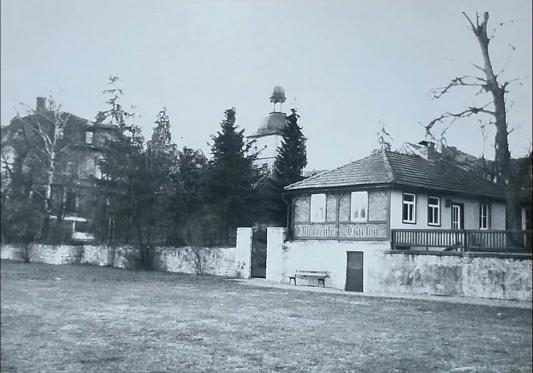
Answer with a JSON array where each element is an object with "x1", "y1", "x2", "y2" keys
[{"x1": 1, "y1": 261, "x2": 531, "y2": 373}]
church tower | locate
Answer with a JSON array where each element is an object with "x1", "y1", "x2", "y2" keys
[{"x1": 249, "y1": 85, "x2": 288, "y2": 170}]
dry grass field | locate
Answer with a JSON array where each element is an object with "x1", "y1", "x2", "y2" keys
[{"x1": 1, "y1": 260, "x2": 531, "y2": 372}]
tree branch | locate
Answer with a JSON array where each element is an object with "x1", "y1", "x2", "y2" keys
[
  {"x1": 431, "y1": 76, "x2": 488, "y2": 99},
  {"x1": 425, "y1": 104, "x2": 494, "y2": 136}
]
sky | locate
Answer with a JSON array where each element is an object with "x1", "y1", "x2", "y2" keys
[{"x1": 1, "y1": 0, "x2": 531, "y2": 171}]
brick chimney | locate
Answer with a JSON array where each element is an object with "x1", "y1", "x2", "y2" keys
[
  {"x1": 36, "y1": 97, "x2": 47, "y2": 112},
  {"x1": 417, "y1": 140, "x2": 438, "y2": 160}
]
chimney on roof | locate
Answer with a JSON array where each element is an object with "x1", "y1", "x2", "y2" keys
[
  {"x1": 417, "y1": 140, "x2": 438, "y2": 160},
  {"x1": 36, "y1": 97, "x2": 47, "y2": 113}
]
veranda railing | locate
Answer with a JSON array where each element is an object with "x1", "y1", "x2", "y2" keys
[{"x1": 391, "y1": 229, "x2": 532, "y2": 253}]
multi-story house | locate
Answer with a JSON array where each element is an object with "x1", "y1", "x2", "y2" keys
[{"x1": 1, "y1": 97, "x2": 119, "y2": 241}]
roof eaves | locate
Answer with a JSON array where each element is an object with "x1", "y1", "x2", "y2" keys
[{"x1": 284, "y1": 167, "x2": 336, "y2": 190}]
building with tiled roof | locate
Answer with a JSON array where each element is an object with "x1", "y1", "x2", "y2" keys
[
  {"x1": 284, "y1": 144, "x2": 512, "y2": 243},
  {"x1": 285, "y1": 148, "x2": 504, "y2": 199},
  {"x1": 267, "y1": 143, "x2": 530, "y2": 293}
]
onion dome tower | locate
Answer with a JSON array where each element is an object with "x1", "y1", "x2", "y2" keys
[
  {"x1": 270, "y1": 85, "x2": 286, "y2": 112},
  {"x1": 248, "y1": 85, "x2": 290, "y2": 169}
]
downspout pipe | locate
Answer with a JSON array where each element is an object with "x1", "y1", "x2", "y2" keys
[{"x1": 281, "y1": 193, "x2": 291, "y2": 241}]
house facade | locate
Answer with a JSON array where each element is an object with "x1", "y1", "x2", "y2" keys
[
  {"x1": 273, "y1": 146, "x2": 530, "y2": 292},
  {"x1": 285, "y1": 148, "x2": 506, "y2": 241},
  {"x1": 1, "y1": 97, "x2": 119, "y2": 242}
]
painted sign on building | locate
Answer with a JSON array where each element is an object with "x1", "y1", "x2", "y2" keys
[{"x1": 293, "y1": 223, "x2": 388, "y2": 240}]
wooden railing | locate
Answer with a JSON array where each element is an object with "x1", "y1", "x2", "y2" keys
[{"x1": 391, "y1": 229, "x2": 532, "y2": 253}]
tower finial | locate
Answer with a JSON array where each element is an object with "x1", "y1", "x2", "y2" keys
[{"x1": 270, "y1": 85, "x2": 286, "y2": 112}]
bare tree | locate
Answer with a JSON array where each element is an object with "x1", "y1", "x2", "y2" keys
[
  {"x1": 12, "y1": 101, "x2": 72, "y2": 221},
  {"x1": 179, "y1": 209, "x2": 222, "y2": 275},
  {"x1": 427, "y1": 12, "x2": 521, "y2": 230},
  {"x1": 377, "y1": 121, "x2": 393, "y2": 151},
  {"x1": 1, "y1": 99, "x2": 76, "y2": 251}
]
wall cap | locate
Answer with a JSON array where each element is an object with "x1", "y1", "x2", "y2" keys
[{"x1": 385, "y1": 250, "x2": 532, "y2": 260}]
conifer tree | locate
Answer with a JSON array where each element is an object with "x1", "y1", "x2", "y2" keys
[
  {"x1": 272, "y1": 109, "x2": 307, "y2": 184},
  {"x1": 147, "y1": 107, "x2": 174, "y2": 155},
  {"x1": 263, "y1": 108, "x2": 307, "y2": 225},
  {"x1": 206, "y1": 108, "x2": 258, "y2": 244}
]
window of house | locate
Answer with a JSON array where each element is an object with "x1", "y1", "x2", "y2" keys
[
  {"x1": 65, "y1": 191, "x2": 77, "y2": 214},
  {"x1": 402, "y1": 193, "x2": 416, "y2": 223},
  {"x1": 479, "y1": 203, "x2": 490, "y2": 230},
  {"x1": 294, "y1": 197, "x2": 310, "y2": 223},
  {"x1": 310, "y1": 193, "x2": 326, "y2": 223},
  {"x1": 94, "y1": 164, "x2": 102, "y2": 179},
  {"x1": 338, "y1": 193, "x2": 351, "y2": 222},
  {"x1": 85, "y1": 131, "x2": 93, "y2": 144},
  {"x1": 326, "y1": 194, "x2": 337, "y2": 222},
  {"x1": 350, "y1": 191, "x2": 368, "y2": 222},
  {"x1": 427, "y1": 196, "x2": 440, "y2": 226}
]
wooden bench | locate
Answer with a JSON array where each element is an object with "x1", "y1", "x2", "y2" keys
[{"x1": 289, "y1": 270, "x2": 329, "y2": 287}]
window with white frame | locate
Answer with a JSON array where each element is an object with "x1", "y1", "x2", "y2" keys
[
  {"x1": 402, "y1": 193, "x2": 416, "y2": 223},
  {"x1": 294, "y1": 197, "x2": 310, "y2": 223},
  {"x1": 310, "y1": 193, "x2": 326, "y2": 222},
  {"x1": 85, "y1": 131, "x2": 93, "y2": 144},
  {"x1": 350, "y1": 191, "x2": 368, "y2": 222},
  {"x1": 427, "y1": 196, "x2": 440, "y2": 226},
  {"x1": 479, "y1": 203, "x2": 490, "y2": 229}
]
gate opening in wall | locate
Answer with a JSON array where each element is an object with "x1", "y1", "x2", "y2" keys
[
  {"x1": 346, "y1": 251, "x2": 363, "y2": 292},
  {"x1": 251, "y1": 226, "x2": 267, "y2": 278}
]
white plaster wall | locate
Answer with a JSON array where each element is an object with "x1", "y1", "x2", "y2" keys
[
  {"x1": 1, "y1": 245, "x2": 19, "y2": 260},
  {"x1": 0, "y1": 228, "x2": 252, "y2": 279},
  {"x1": 491, "y1": 203, "x2": 506, "y2": 229},
  {"x1": 252, "y1": 134, "x2": 281, "y2": 167},
  {"x1": 266, "y1": 227, "x2": 285, "y2": 283},
  {"x1": 375, "y1": 252, "x2": 532, "y2": 301},
  {"x1": 279, "y1": 240, "x2": 389, "y2": 290},
  {"x1": 157, "y1": 246, "x2": 243, "y2": 276},
  {"x1": 235, "y1": 227, "x2": 252, "y2": 279},
  {"x1": 81, "y1": 245, "x2": 113, "y2": 266},
  {"x1": 267, "y1": 236, "x2": 531, "y2": 300},
  {"x1": 390, "y1": 190, "x2": 506, "y2": 230}
]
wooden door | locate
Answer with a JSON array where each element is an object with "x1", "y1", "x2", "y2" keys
[
  {"x1": 451, "y1": 203, "x2": 464, "y2": 230},
  {"x1": 345, "y1": 252, "x2": 363, "y2": 292}
]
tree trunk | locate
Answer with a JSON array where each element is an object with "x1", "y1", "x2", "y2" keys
[{"x1": 469, "y1": 12, "x2": 520, "y2": 230}]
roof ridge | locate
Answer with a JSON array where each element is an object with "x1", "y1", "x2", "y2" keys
[
  {"x1": 284, "y1": 151, "x2": 382, "y2": 190},
  {"x1": 284, "y1": 161, "x2": 350, "y2": 189},
  {"x1": 382, "y1": 150, "x2": 395, "y2": 182}
]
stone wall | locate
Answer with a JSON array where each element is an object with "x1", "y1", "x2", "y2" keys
[
  {"x1": 266, "y1": 227, "x2": 532, "y2": 301},
  {"x1": 377, "y1": 252, "x2": 532, "y2": 301},
  {"x1": 1, "y1": 227, "x2": 252, "y2": 279}
]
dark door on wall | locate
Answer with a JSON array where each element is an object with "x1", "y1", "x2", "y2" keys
[
  {"x1": 251, "y1": 226, "x2": 267, "y2": 278},
  {"x1": 345, "y1": 252, "x2": 363, "y2": 292}
]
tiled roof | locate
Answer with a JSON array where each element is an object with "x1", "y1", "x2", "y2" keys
[{"x1": 285, "y1": 150, "x2": 504, "y2": 199}]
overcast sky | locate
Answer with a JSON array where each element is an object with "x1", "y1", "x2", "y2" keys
[{"x1": 2, "y1": 0, "x2": 531, "y2": 170}]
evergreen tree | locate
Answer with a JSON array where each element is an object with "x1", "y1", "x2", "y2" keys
[
  {"x1": 94, "y1": 92, "x2": 177, "y2": 269},
  {"x1": 263, "y1": 108, "x2": 307, "y2": 225},
  {"x1": 272, "y1": 109, "x2": 307, "y2": 184},
  {"x1": 173, "y1": 147, "x2": 208, "y2": 222},
  {"x1": 206, "y1": 108, "x2": 259, "y2": 244},
  {"x1": 147, "y1": 107, "x2": 174, "y2": 155},
  {"x1": 95, "y1": 76, "x2": 133, "y2": 132}
]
